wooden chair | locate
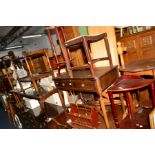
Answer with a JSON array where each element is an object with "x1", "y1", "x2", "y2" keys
[
  {"x1": 22, "y1": 48, "x2": 54, "y2": 93},
  {"x1": 46, "y1": 26, "x2": 67, "y2": 77},
  {"x1": 64, "y1": 33, "x2": 113, "y2": 77},
  {"x1": 14, "y1": 49, "x2": 67, "y2": 120}
]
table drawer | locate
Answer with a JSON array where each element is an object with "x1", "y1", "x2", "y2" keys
[
  {"x1": 71, "y1": 79, "x2": 96, "y2": 92},
  {"x1": 54, "y1": 79, "x2": 96, "y2": 92},
  {"x1": 54, "y1": 80, "x2": 73, "y2": 90},
  {"x1": 100, "y1": 66, "x2": 118, "y2": 90}
]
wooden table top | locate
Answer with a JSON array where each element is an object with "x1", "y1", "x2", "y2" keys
[
  {"x1": 120, "y1": 58, "x2": 155, "y2": 73},
  {"x1": 53, "y1": 66, "x2": 118, "y2": 80},
  {"x1": 108, "y1": 78, "x2": 154, "y2": 92}
]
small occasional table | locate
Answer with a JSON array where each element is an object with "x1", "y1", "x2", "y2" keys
[
  {"x1": 119, "y1": 58, "x2": 155, "y2": 78},
  {"x1": 120, "y1": 58, "x2": 155, "y2": 109},
  {"x1": 107, "y1": 75, "x2": 155, "y2": 128}
]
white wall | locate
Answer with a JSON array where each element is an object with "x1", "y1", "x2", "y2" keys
[{"x1": 88, "y1": 26, "x2": 119, "y2": 67}]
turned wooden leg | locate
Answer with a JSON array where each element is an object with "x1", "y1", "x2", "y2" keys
[
  {"x1": 119, "y1": 93, "x2": 126, "y2": 113},
  {"x1": 99, "y1": 97, "x2": 110, "y2": 129},
  {"x1": 108, "y1": 91, "x2": 119, "y2": 128},
  {"x1": 125, "y1": 92, "x2": 133, "y2": 120}
]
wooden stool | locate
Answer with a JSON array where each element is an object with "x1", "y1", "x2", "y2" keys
[{"x1": 107, "y1": 75, "x2": 155, "y2": 128}]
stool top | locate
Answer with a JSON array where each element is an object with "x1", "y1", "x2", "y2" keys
[{"x1": 108, "y1": 78, "x2": 154, "y2": 92}]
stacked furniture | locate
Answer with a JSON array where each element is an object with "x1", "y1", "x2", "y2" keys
[
  {"x1": 53, "y1": 31, "x2": 119, "y2": 128},
  {"x1": 1, "y1": 48, "x2": 69, "y2": 128}
]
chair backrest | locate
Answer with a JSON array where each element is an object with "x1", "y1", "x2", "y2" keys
[
  {"x1": 64, "y1": 33, "x2": 113, "y2": 78},
  {"x1": 23, "y1": 48, "x2": 53, "y2": 75},
  {"x1": 47, "y1": 26, "x2": 68, "y2": 77}
]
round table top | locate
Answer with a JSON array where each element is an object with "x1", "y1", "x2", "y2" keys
[
  {"x1": 119, "y1": 58, "x2": 155, "y2": 73},
  {"x1": 108, "y1": 78, "x2": 154, "y2": 92}
]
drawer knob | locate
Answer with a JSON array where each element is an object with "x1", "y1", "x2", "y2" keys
[
  {"x1": 81, "y1": 83, "x2": 85, "y2": 87},
  {"x1": 62, "y1": 83, "x2": 65, "y2": 86},
  {"x1": 69, "y1": 82, "x2": 72, "y2": 86}
]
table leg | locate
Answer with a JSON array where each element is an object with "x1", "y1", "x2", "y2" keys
[
  {"x1": 96, "y1": 78, "x2": 110, "y2": 129},
  {"x1": 125, "y1": 92, "x2": 134, "y2": 120},
  {"x1": 108, "y1": 91, "x2": 119, "y2": 128},
  {"x1": 99, "y1": 97, "x2": 110, "y2": 129},
  {"x1": 119, "y1": 93, "x2": 126, "y2": 113}
]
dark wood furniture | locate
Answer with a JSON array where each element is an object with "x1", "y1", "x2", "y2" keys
[
  {"x1": 119, "y1": 58, "x2": 155, "y2": 78},
  {"x1": 107, "y1": 75, "x2": 155, "y2": 128},
  {"x1": 55, "y1": 26, "x2": 86, "y2": 67},
  {"x1": 46, "y1": 27, "x2": 67, "y2": 76},
  {"x1": 0, "y1": 55, "x2": 14, "y2": 91},
  {"x1": 9, "y1": 49, "x2": 67, "y2": 127},
  {"x1": 68, "y1": 103, "x2": 100, "y2": 128},
  {"x1": 119, "y1": 58, "x2": 155, "y2": 109},
  {"x1": 118, "y1": 28, "x2": 155, "y2": 65},
  {"x1": 0, "y1": 54, "x2": 26, "y2": 127},
  {"x1": 54, "y1": 67, "x2": 118, "y2": 93},
  {"x1": 53, "y1": 33, "x2": 119, "y2": 128}
]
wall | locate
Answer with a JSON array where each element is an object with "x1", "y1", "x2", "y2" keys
[
  {"x1": 78, "y1": 26, "x2": 88, "y2": 35},
  {"x1": 88, "y1": 26, "x2": 119, "y2": 67}
]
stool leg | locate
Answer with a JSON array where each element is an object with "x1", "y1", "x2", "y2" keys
[
  {"x1": 150, "y1": 82, "x2": 155, "y2": 108},
  {"x1": 108, "y1": 91, "x2": 120, "y2": 128},
  {"x1": 125, "y1": 92, "x2": 134, "y2": 120}
]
